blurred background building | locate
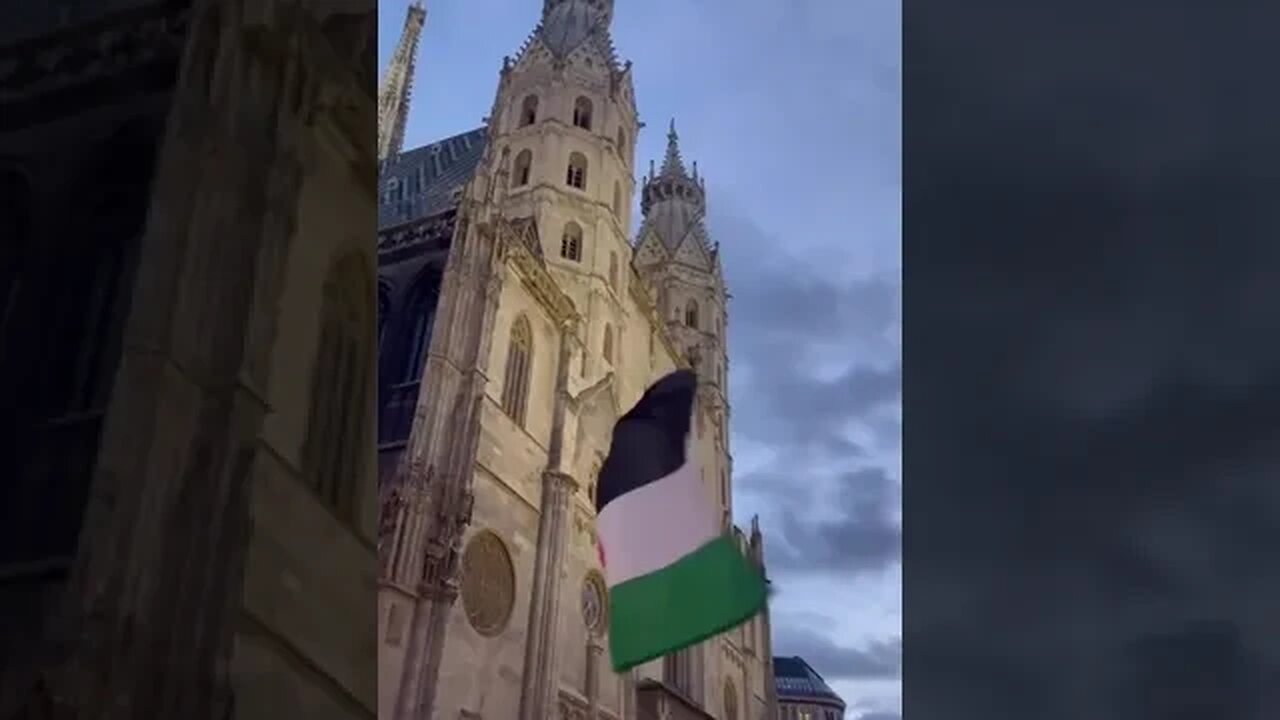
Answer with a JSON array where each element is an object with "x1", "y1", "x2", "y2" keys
[{"x1": 773, "y1": 656, "x2": 847, "y2": 720}]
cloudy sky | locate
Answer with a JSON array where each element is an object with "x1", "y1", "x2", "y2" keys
[
  {"x1": 378, "y1": 1, "x2": 901, "y2": 717},
  {"x1": 904, "y1": 4, "x2": 1280, "y2": 718}
]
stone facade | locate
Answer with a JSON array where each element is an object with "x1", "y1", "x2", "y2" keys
[
  {"x1": 376, "y1": 1, "x2": 776, "y2": 719},
  {"x1": 0, "y1": 1, "x2": 378, "y2": 718}
]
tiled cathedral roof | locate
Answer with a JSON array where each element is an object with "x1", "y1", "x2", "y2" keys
[
  {"x1": 772, "y1": 656, "x2": 846, "y2": 705},
  {"x1": 378, "y1": 126, "x2": 488, "y2": 230}
]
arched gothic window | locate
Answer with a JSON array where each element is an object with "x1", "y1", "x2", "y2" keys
[
  {"x1": 377, "y1": 281, "x2": 391, "y2": 346},
  {"x1": 561, "y1": 221, "x2": 583, "y2": 262},
  {"x1": 608, "y1": 252, "x2": 619, "y2": 289},
  {"x1": 6, "y1": 123, "x2": 154, "y2": 569},
  {"x1": 303, "y1": 255, "x2": 373, "y2": 521},
  {"x1": 685, "y1": 299, "x2": 699, "y2": 328},
  {"x1": 566, "y1": 152, "x2": 588, "y2": 190},
  {"x1": 612, "y1": 181, "x2": 623, "y2": 219},
  {"x1": 403, "y1": 280, "x2": 438, "y2": 383},
  {"x1": 0, "y1": 169, "x2": 31, "y2": 349},
  {"x1": 501, "y1": 317, "x2": 533, "y2": 426},
  {"x1": 602, "y1": 324, "x2": 614, "y2": 364},
  {"x1": 573, "y1": 96, "x2": 593, "y2": 130},
  {"x1": 666, "y1": 650, "x2": 693, "y2": 695},
  {"x1": 513, "y1": 149, "x2": 533, "y2": 187},
  {"x1": 616, "y1": 126, "x2": 628, "y2": 161},
  {"x1": 520, "y1": 94, "x2": 539, "y2": 126},
  {"x1": 723, "y1": 679, "x2": 739, "y2": 720}
]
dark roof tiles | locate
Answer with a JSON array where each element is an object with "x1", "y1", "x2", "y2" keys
[
  {"x1": 772, "y1": 656, "x2": 846, "y2": 705},
  {"x1": 378, "y1": 126, "x2": 488, "y2": 230}
]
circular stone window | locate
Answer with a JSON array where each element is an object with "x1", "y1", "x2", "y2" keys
[
  {"x1": 460, "y1": 530, "x2": 516, "y2": 637},
  {"x1": 581, "y1": 571, "x2": 609, "y2": 635}
]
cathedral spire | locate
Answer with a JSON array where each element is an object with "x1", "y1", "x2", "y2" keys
[
  {"x1": 542, "y1": 0, "x2": 614, "y2": 28},
  {"x1": 537, "y1": 0, "x2": 616, "y2": 58},
  {"x1": 640, "y1": 118, "x2": 710, "y2": 251},
  {"x1": 377, "y1": 1, "x2": 428, "y2": 161},
  {"x1": 659, "y1": 118, "x2": 690, "y2": 179}
]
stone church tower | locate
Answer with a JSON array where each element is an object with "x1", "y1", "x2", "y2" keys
[
  {"x1": 375, "y1": 1, "x2": 776, "y2": 719},
  {"x1": 634, "y1": 120, "x2": 733, "y2": 530},
  {"x1": 631, "y1": 122, "x2": 774, "y2": 720}
]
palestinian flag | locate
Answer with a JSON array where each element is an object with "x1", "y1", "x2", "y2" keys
[{"x1": 595, "y1": 370, "x2": 768, "y2": 672}]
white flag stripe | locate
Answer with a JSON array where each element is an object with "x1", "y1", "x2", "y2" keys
[{"x1": 595, "y1": 461, "x2": 718, "y2": 588}]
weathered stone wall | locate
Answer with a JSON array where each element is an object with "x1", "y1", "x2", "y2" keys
[{"x1": 234, "y1": 81, "x2": 379, "y2": 720}]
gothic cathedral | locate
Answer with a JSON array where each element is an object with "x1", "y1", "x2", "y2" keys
[{"x1": 375, "y1": 2, "x2": 778, "y2": 719}]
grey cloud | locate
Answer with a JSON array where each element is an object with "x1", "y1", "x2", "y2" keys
[
  {"x1": 774, "y1": 624, "x2": 901, "y2": 682},
  {"x1": 769, "y1": 365, "x2": 901, "y2": 433},
  {"x1": 708, "y1": 207, "x2": 901, "y2": 461},
  {"x1": 907, "y1": 3, "x2": 1280, "y2": 719},
  {"x1": 703, "y1": 208, "x2": 901, "y2": 577},
  {"x1": 752, "y1": 468, "x2": 901, "y2": 576}
]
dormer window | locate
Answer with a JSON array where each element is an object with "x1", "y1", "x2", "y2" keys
[
  {"x1": 513, "y1": 149, "x2": 533, "y2": 187},
  {"x1": 684, "y1": 300, "x2": 699, "y2": 328},
  {"x1": 602, "y1": 324, "x2": 614, "y2": 364},
  {"x1": 560, "y1": 221, "x2": 583, "y2": 262},
  {"x1": 573, "y1": 96, "x2": 593, "y2": 130},
  {"x1": 566, "y1": 152, "x2": 588, "y2": 190},
  {"x1": 520, "y1": 95, "x2": 539, "y2": 126}
]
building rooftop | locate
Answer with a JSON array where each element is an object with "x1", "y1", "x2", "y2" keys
[
  {"x1": 772, "y1": 656, "x2": 845, "y2": 706},
  {"x1": 378, "y1": 126, "x2": 488, "y2": 230}
]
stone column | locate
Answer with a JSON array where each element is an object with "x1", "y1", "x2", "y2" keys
[
  {"x1": 399, "y1": 447, "x2": 477, "y2": 719},
  {"x1": 586, "y1": 640, "x2": 603, "y2": 718},
  {"x1": 392, "y1": 208, "x2": 504, "y2": 719},
  {"x1": 518, "y1": 323, "x2": 577, "y2": 720}
]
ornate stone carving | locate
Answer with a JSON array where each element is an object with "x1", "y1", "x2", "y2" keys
[
  {"x1": 0, "y1": 5, "x2": 189, "y2": 102},
  {"x1": 377, "y1": 485, "x2": 406, "y2": 569},
  {"x1": 377, "y1": 211, "x2": 457, "y2": 252},
  {"x1": 558, "y1": 690, "x2": 589, "y2": 720},
  {"x1": 460, "y1": 530, "x2": 516, "y2": 637},
  {"x1": 581, "y1": 571, "x2": 608, "y2": 636},
  {"x1": 506, "y1": 216, "x2": 579, "y2": 326}
]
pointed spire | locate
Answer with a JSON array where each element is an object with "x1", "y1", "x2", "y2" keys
[
  {"x1": 659, "y1": 118, "x2": 689, "y2": 178},
  {"x1": 542, "y1": 0, "x2": 615, "y2": 28},
  {"x1": 538, "y1": 0, "x2": 616, "y2": 57},
  {"x1": 377, "y1": 1, "x2": 428, "y2": 161}
]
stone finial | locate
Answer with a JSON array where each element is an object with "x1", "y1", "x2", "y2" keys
[{"x1": 658, "y1": 118, "x2": 689, "y2": 178}]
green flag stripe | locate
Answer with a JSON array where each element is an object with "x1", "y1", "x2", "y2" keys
[{"x1": 607, "y1": 534, "x2": 768, "y2": 672}]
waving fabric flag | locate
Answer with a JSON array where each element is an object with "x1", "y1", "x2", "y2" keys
[{"x1": 595, "y1": 369, "x2": 768, "y2": 672}]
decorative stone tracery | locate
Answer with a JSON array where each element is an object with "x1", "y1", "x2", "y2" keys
[
  {"x1": 581, "y1": 571, "x2": 608, "y2": 636},
  {"x1": 460, "y1": 529, "x2": 516, "y2": 637}
]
